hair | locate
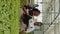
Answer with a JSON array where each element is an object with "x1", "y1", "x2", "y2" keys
[
  {"x1": 23, "y1": 14, "x2": 32, "y2": 27},
  {"x1": 32, "y1": 8, "x2": 40, "y2": 13},
  {"x1": 23, "y1": 5, "x2": 33, "y2": 9},
  {"x1": 23, "y1": 5, "x2": 28, "y2": 9}
]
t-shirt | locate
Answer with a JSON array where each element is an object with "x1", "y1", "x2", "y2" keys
[{"x1": 25, "y1": 19, "x2": 35, "y2": 33}]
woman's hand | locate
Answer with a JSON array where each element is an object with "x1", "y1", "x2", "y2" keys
[{"x1": 22, "y1": 7, "x2": 28, "y2": 15}]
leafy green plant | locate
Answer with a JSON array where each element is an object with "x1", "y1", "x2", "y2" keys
[{"x1": 0, "y1": 0, "x2": 20, "y2": 34}]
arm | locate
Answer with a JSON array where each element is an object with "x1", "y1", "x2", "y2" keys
[{"x1": 22, "y1": 7, "x2": 28, "y2": 15}]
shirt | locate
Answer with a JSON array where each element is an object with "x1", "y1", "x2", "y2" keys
[{"x1": 25, "y1": 19, "x2": 35, "y2": 33}]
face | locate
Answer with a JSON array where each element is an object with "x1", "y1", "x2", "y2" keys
[
  {"x1": 33, "y1": 11, "x2": 40, "y2": 16},
  {"x1": 34, "y1": 22, "x2": 40, "y2": 26}
]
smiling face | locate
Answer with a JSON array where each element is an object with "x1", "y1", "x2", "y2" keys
[
  {"x1": 34, "y1": 22, "x2": 40, "y2": 26},
  {"x1": 33, "y1": 11, "x2": 40, "y2": 16},
  {"x1": 32, "y1": 8, "x2": 40, "y2": 16},
  {"x1": 34, "y1": 22, "x2": 42, "y2": 26}
]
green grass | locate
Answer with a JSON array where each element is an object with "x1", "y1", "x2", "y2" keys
[{"x1": 0, "y1": 0, "x2": 20, "y2": 34}]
